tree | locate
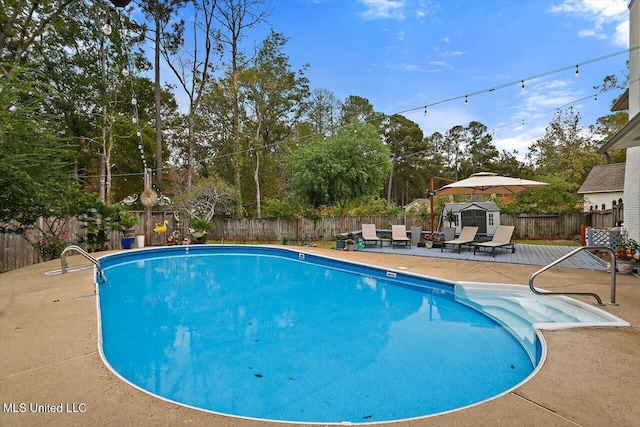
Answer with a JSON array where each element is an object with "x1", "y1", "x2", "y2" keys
[
  {"x1": 527, "y1": 107, "x2": 602, "y2": 185},
  {"x1": 0, "y1": 63, "x2": 96, "y2": 236},
  {"x1": 139, "y1": 0, "x2": 189, "y2": 188},
  {"x1": 491, "y1": 149, "x2": 528, "y2": 178},
  {"x1": 459, "y1": 121, "x2": 498, "y2": 176},
  {"x1": 162, "y1": 0, "x2": 221, "y2": 189},
  {"x1": 441, "y1": 125, "x2": 465, "y2": 180},
  {"x1": 286, "y1": 123, "x2": 391, "y2": 231},
  {"x1": 0, "y1": 0, "x2": 76, "y2": 65},
  {"x1": 497, "y1": 174, "x2": 580, "y2": 214},
  {"x1": 215, "y1": 0, "x2": 269, "y2": 215},
  {"x1": 304, "y1": 88, "x2": 342, "y2": 136},
  {"x1": 240, "y1": 30, "x2": 309, "y2": 217},
  {"x1": 381, "y1": 114, "x2": 425, "y2": 205},
  {"x1": 340, "y1": 95, "x2": 382, "y2": 126},
  {"x1": 173, "y1": 175, "x2": 238, "y2": 221},
  {"x1": 589, "y1": 111, "x2": 628, "y2": 163}
]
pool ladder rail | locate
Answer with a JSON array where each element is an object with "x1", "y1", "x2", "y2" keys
[
  {"x1": 529, "y1": 246, "x2": 617, "y2": 306},
  {"x1": 60, "y1": 245, "x2": 106, "y2": 283}
]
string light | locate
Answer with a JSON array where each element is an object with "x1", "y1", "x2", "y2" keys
[
  {"x1": 82, "y1": 45, "x2": 634, "y2": 174},
  {"x1": 594, "y1": 94, "x2": 598, "y2": 103},
  {"x1": 116, "y1": 10, "x2": 148, "y2": 171},
  {"x1": 101, "y1": 15, "x2": 112, "y2": 36},
  {"x1": 464, "y1": 95, "x2": 468, "y2": 106},
  {"x1": 575, "y1": 65, "x2": 579, "y2": 76}
]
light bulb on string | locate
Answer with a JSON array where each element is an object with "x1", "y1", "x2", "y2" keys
[
  {"x1": 575, "y1": 65, "x2": 579, "y2": 77},
  {"x1": 594, "y1": 94, "x2": 598, "y2": 103},
  {"x1": 122, "y1": 68, "x2": 129, "y2": 77},
  {"x1": 464, "y1": 95, "x2": 468, "y2": 106},
  {"x1": 521, "y1": 80, "x2": 525, "y2": 91},
  {"x1": 131, "y1": 98, "x2": 137, "y2": 106},
  {"x1": 423, "y1": 106, "x2": 427, "y2": 115},
  {"x1": 132, "y1": 116, "x2": 137, "y2": 124},
  {"x1": 101, "y1": 20, "x2": 112, "y2": 36}
]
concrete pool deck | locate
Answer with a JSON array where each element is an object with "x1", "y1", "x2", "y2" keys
[{"x1": 1, "y1": 247, "x2": 639, "y2": 427}]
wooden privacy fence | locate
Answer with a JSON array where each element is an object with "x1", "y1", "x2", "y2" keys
[
  {"x1": 211, "y1": 213, "x2": 592, "y2": 242},
  {"x1": 0, "y1": 210, "x2": 620, "y2": 272}
]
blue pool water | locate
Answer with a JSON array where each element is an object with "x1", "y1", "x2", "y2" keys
[{"x1": 98, "y1": 246, "x2": 535, "y2": 424}]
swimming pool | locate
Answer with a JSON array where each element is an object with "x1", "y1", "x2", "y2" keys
[{"x1": 97, "y1": 245, "x2": 537, "y2": 424}]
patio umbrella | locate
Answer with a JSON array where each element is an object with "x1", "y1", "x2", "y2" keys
[{"x1": 435, "y1": 172, "x2": 548, "y2": 196}]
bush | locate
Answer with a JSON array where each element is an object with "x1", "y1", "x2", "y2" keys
[{"x1": 33, "y1": 230, "x2": 70, "y2": 261}]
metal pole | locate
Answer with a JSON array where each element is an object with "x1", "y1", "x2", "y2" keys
[
  {"x1": 430, "y1": 177, "x2": 435, "y2": 238},
  {"x1": 144, "y1": 169, "x2": 152, "y2": 245}
]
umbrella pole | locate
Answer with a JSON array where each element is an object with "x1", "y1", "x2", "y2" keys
[{"x1": 430, "y1": 177, "x2": 435, "y2": 238}]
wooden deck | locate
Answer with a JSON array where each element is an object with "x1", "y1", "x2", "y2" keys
[{"x1": 361, "y1": 243, "x2": 607, "y2": 270}]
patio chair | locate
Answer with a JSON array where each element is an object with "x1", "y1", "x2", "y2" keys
[
  {"x1": 473, "y1": 225, "x2": 516, "y2": 257},
  {"x1": 391, "y1": 225, "x2": 411, "y2": 248},
  {"x1": 441, "y1": 226, "x2": 478, "y2": 253},
  {"x1": 361, "y1": 224, "x2": 381, "y2": 247}
]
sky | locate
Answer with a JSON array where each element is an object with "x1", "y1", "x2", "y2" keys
[
  {"x1": 241, "y1": 0, "x2": 631, "y2": 158},
  {"x1": 141, "y1": 0, "x2": 631, "y2": 159}
]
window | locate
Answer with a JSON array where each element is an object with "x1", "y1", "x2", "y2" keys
[{"x1": 488, "y1": 213, "x2": 494, "y2": 226}]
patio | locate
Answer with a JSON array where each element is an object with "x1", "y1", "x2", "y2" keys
[
  {"x1": 361, "y1": 242, "x2": 607, "y2": 270},
  {"x1": 0, "y1": 247, "x2": 639, "y2": 427}
]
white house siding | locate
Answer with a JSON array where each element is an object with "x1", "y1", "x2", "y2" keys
[
  {"x1": 582, "y1": 192, "x2": 625, "y2": 212},
  {"x1": 624, "y1": 0, "x2": 640, "y2": 241}
]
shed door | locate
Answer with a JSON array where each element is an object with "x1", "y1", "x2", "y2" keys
[{"x1": 461, "y1": 209, "x2": 487, "y2": 234}]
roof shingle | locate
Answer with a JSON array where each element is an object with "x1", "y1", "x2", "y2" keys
[{"x1": 578, "y1": 163, "x2": 625, "y2": 193}]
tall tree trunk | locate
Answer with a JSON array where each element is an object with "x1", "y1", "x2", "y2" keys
[
  {"x1": 387, "y1": 162, "x2": 394, "y2": 202},
  {"x1": 154, "y1": 5, "x2": 163, "y2": 188},
  {"x1": 253, "y1": 151, "x2": 261, "y2": 218}
]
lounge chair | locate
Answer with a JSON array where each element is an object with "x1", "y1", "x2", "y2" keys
[
  {"x1": 391, "y1": 225, "x2": 411, "y2": 248},
  {"x1": 361, "y1": 224, "x2": 381, "y2": 247},
  {"x1": 441, "y1": 226, "x2": 478, "y2": 253},
  {"x1": 473, "y1": 225, "x2": 516, "y2": 257}
]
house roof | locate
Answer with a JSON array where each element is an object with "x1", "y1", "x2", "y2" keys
[
  {"x1": 611, "y1": 89, "x2": 629, "y2": 112},
  {"x1": 598, "y1": 112, "x2": 640, "y2": 153},
  {"x1": 443, "y1": 202, "x2": 500, "y2": 212},
  {"x1": 577, "y1": 163, "x2": 626, "y2": 194}
]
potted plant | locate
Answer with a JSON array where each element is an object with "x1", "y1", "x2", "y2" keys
[
  {"x1": 443, "y1": 209, "x2": 457, "y2": 241},
  {"x1": 615, "y1": 237, "x2": 640, "y2": 274},
  {"x1": 190, "y1": 217, "x2": 212, "y2": 244},
  {"x1": 444, "y1": 210, "x2": 457, "y2": 227},
  {"x1": 335, "y1": 234, "x2": 347, "y2": 250},
  {"x1": 345, "y1": 232, "x2": 356, "y2": 251},
  {"x1": 118, "y1": 211, "x2": 139, "y2": 249}
]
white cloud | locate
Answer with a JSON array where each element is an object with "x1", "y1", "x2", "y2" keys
[
  {"x1": 358, "y1": 0, "x2": 406, "y2": 20},
  {"x1": 517, "y1": 78, "x2": 583, "y2": 114},
  {"x1": 548, "y1": 0, "x2": 629, "y2": 46},
  {"x1": 404, "y1": 105, "x2": 475, "y2": 138},
  {"x1": 492, "y1": 126, "x2": 546, "y2": 158}
]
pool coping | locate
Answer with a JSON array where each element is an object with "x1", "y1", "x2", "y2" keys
[{"x1": 1, "y1": 245, "x2": 639, "y2": 426}]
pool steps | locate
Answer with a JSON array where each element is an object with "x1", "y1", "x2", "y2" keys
[{"x1": 455, "y1": 282, "x2": 630, "y2": 363}]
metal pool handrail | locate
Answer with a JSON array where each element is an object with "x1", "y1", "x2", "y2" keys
[
  {"x1": 60, "y1": 245, "x2": 106, "y2": 283},
  {"x1": 529, "y1": 246, "x2": 617, "y2": 306}
]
